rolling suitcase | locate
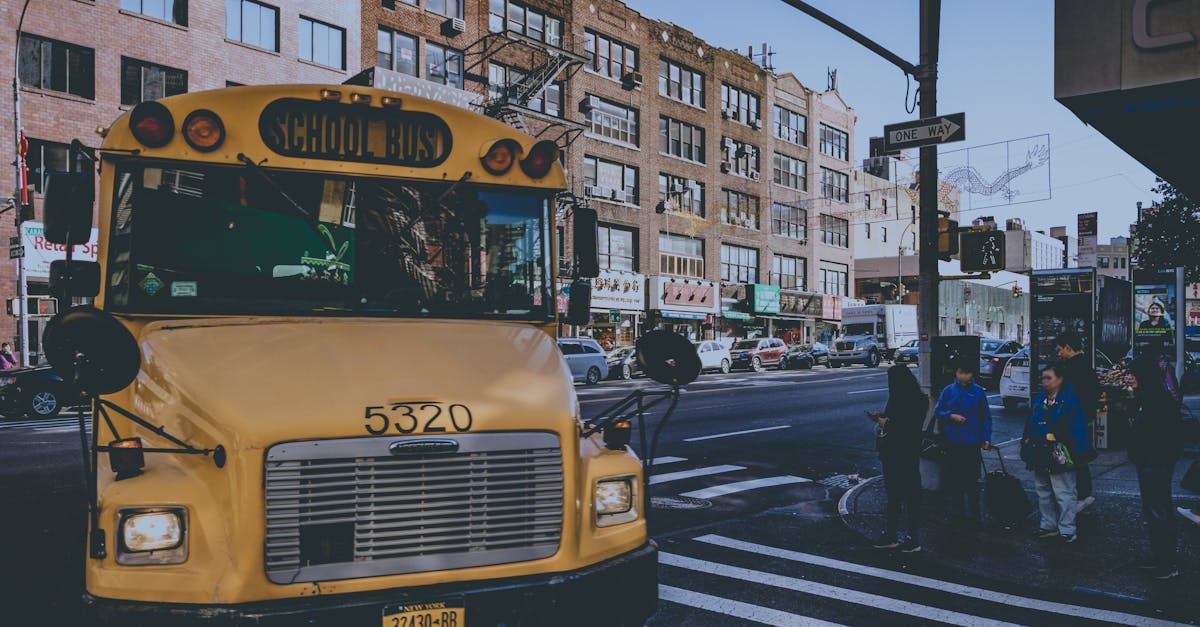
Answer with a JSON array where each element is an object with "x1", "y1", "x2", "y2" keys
[{"x1": 984, "y1": 447, "x2": 1032, "y2": 527}]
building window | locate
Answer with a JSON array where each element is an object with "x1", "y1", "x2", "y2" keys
[
  {"x1": 882, "y1": 226, "x2": 888, "y2": 243},
  {"x1": 382, "y1": 0, "x2": 418, "y2": 7},
  {"x1": 659, "y1": 233, "x2": 704, "y2": 278},
  {"x1": 427, "y1": 0, "x2": 463, "y2": 19},
  {"x1": 721, "y1": 244, "x2": 759, "y2": 284},
  {"x1": 819, "y1": 167, "x2": 849, "y2": 202},
  {"x1": 865, "y1": 222, "x2": 871, "y2": 240},
  {"x1": 773, "y1": 105, "x2": 806, "y2": 145},
  {"x1": 772, "y1": 254, "x2": 806, "y2": 290},
  {"x1": 489, "y1": 63, "x2": 561, "y2": 116},
  {"x1": 425, "y1": 42, "x2": 463, "y2": 88},
  {"x1": 120, "y1": 57, "x2": 187, "y2": 106},
  {"x1": 720, "y1": 84, "x2": 761, "y2": 126},
  {"x1": 819, "y1": 263, "x2": 849, "y2": 296},
  {"x1": 490, "y1": 1, "x2": 563, "y2": 47},
  {"x1": 584, "y1": 30, "x2": 638, "y2": 80},
  {"x1": 24, "y1": 138, "x2": 70, "y2": 193},
  {"x1": 1099, "y1": 256, "x2": 1110, "y2": 268},
  {"x1": 659, "y1": 117, "x2": 705, "y2": 163},
  {"x1": 721, "y1": 189, "x2": 760, "y2": 230},
  {"x1": 1120, "y1": 257, "x2": 1127, "y2": 269},
  {"x1": 658, "y1": 174, "x2": 704, "y2": 217},
  {"x1": 659, "y1": 58, "x2": 705, "y2": 108},
  {"x1": 121, "y1": 0, "x2": 188, "y2": 25},
  {"x1": 883, "y1": 198, "x2": 889, "y2": 214},
  {"x1": 722, "y1": 137, "x2": 760, "y2": 178},
  {"x1": 771, "y1": 203, "x2": 807, "y2": 240},
  {"x1": 819, "y1": 123, "x2": 849, "y2": 160},
  {"x1": 17, "y1": 34, "x2": 95, "y2": 99},
  {"x1": 599, "y1": 224, "x2": 638, "y2": 271},
  {"x1": 299, "y1": 17, "x2": 345, "y2": 69},
  {"x1": 819, "y1": 214, "x2": 849, "y2": 248},
  {"x1": 527, "y1": 82, "x2": 562, "y2": 117},
  {"x1": 584, "y1": 156, "x2": 639, "y2": 205},
  {"x1": 377, "y1": 28, "x2": 418, "y2": 76},
  {"x1": 772, "y1": 153, "x2": 806, "y2": 191},
  {"x1": 585, "y1": 96, "x2": 638, "y2": 146},
  {"x1": 226, "y1": 0, "x2": 278, "y2": 52}
]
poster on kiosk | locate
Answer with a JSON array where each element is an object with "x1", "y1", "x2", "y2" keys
[{"x1": 1132, "y1": 268, "x2": 1186, "y2": 382}]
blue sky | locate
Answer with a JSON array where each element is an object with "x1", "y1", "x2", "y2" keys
[{"x1": 625, "y1": 0, "x2": 1157, "y2": 241}]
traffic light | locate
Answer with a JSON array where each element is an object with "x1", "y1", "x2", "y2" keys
[
  {"x1": 1012, "y1": 285, "x2": 1022, "y2": 298},
  {"x1": 937, "y1": 213, "x2": 959, "y2": 262}
]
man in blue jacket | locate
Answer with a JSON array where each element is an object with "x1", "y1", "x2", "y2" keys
[{"x1": 934, "y1": 360, "x2": 993, "y2": 524}]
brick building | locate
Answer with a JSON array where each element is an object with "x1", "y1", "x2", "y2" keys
[{"x1": 364, "y1": 0, "x2": 860, "y2": 346}]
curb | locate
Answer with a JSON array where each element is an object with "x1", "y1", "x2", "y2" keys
[{"x1": 837, "y1": 474, "x2": 880, "y2": 523}]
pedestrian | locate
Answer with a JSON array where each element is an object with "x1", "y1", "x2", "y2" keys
[
  {"x1": 0, "y1": 342, "x2": 17, "y2": 370},
  {"x1": 1021, "y1": 365, "x2": 1090, "y2": 544},
  {"x1": 1128, "y1": 356, "x2": 1183, "y2": 580},
  {"x1": 1054, "y1": 331, "x2": 1099, "y2": 514},
  {"x1": 934, "y1": 360, "x2": 992, "y2": 525},
  {"x1": 870, "y1": 364, "x2": 929, "y2": 553}
]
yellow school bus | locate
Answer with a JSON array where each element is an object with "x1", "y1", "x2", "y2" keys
[{"x1": 45, "y1": 84, "x2": 656, "y2": 625}]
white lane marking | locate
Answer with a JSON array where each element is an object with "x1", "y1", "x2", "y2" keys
[
  {"x1": 680, "y1": 475, "x2": 811, "y2": 499},
  {"x1": 695, "y1": 535, "x2": 1185, "y2": 627},
  {"x1": 683, "y1": 425, "x2": 790, "y2": 442},
  {"x1": 993, "y1": 437, "x2": 1021, "y2": 448},
  {"x1": 659, "y1": 584, "x2": 847, "y2": 627},
  {"x1": 846, "y1": 388, "x2": 888, "y2": 395},
  {"x1": 989, "y1": 405, "x2": 1005, "y2": 410},
  {"x1": 649, "y1": 456, "x2": 687, "y2": 465},
  {"x1": 660, "y1": 552, "x2": 1021, "y2": 627},
  {"x1": 649, "y1": 464, "x2": 745, "y2": 486}
]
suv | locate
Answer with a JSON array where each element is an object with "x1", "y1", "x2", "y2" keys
[
  {"x1": 694, "y1": 340, "x2": 733, "y2": 374},
  {"x1": 557, "y1": 338, "x2": 609, "y2": 385},
  {"x1": 729, "y1": 337, "x2": 788, "y2": 372},
  {"x1": 0, "y1": 366, "x2": 84, "y2": 419}
]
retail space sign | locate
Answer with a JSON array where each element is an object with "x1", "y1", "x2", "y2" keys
[
  {"x1": 590, "y1": 269, "x2": 645, "y2": 311},
  {"x1": 751, "y1": 284, "x2": 780, "y2": 314},
  {"x1": 20, "y1": 221, "x2": 99, "y2": 278},
  {"x1": 652, "y1": 277, "x2": 718, "y2": 316},
  {"x1": 779, "y1": 290, "x2": 824, "y2": 317}
]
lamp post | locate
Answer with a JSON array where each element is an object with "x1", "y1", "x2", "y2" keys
[{"x1": 12, "y1": 0, "x2": 33, "y2": 367}]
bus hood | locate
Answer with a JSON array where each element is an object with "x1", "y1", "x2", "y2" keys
[{"x1": 128, "y1": 318, "x2": 578, "y2": 449}]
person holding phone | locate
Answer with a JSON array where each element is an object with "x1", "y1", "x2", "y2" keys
[{"x1": 870, "y1": 364, "x2": 929, "y2": 552}]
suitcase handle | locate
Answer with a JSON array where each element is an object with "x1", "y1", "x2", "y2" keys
[{"x1": 992, "y1": 445, "x2": 1010, "y2": 475}]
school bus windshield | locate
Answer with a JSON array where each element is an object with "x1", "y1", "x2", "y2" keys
[{"x1": 105, "y1": 161, "x2": 552, "y2": 319}]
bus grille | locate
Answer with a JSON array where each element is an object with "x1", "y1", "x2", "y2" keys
[{"x1": 263, "y1": 433, "x2": 564, "y2": 584}]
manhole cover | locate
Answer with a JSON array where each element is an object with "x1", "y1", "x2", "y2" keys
[
  {"x1": 818, "y1": 474, "x2": 861, "y2": 490},
  {"x1": 651, "y1": 496, "x2": 712, "y2": 510}
]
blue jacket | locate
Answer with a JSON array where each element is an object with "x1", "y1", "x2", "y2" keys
[
  {"x1": 934, "y1": 382, "x2": 992, "y2": 445},
  {"x1": 1023, "y1": 385, "x2": 1093, "y2": 463}
]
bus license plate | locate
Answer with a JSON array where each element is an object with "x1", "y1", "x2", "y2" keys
[{"x1": 381, "y1": 602, "x2": 464, "y2": 627}]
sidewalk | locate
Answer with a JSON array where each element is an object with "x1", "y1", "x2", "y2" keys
[{"x1": 840, "y1": 396, "x2": 1200, "y2": 613}]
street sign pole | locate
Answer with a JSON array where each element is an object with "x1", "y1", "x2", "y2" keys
[{"x1": 916, "y1": 0, "x2": 941, "y2": 398}]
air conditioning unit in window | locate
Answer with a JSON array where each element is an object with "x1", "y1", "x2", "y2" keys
[
  {"x1": 720, "y1": 162, "x2": 731, "y2": 173},
  {"x1": 722, "y1": 107, "x2": 737, "y2": 120},
  {"x1": 584, "y1": 184, "x2": 598, "y2": 197},
  {"x1": 722, "y1": 137, "x2": 736, "y2": 151},
  {"x1": 750, "y1": 171, "x2": 761, "y2": 181},
  {"x1": 621, "y1": 71, "x2": 643, "y2": 89},
  {"x1": 442, "y1": 17, "x2": 467, "y2": 36},
  {"x1": 612, "y1": 189, "x2": 631, "y2": 203},
  {"x1": 750, "y1": 119, "x2": 762, "y2": 130}
]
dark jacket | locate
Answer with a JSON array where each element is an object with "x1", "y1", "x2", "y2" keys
[
  {"x1": 1021, "y1": 385, "x2": 1092, "y2": 472},
  {"x1": 934, "y1": 382, "x2": 992, "y2": 445},
  {"x1": 878, "y1": 392, "x2": 928, "y2": 458},
  {"x1": 1060, "y1": 353, "x2": 1098, "y2": 423},
  {"x1": 1129, "y1": 391, "x2": 1184, "y2": 466}
]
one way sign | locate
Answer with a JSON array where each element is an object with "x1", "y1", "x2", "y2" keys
[{"x1": 883, "y1": 112, "x2": 966, "y2": 152}]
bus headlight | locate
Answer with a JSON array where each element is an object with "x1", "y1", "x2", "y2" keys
[
  {"x1": 595, "y1": 476, "x2": 638, "y2": 526},
  {"x1": 116, "y1": 507, "x2": 188, "y2": 565}
]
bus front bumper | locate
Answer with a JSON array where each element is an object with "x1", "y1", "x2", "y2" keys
[{"x1": 83, "y1": 541, "x2": 658, "y2": 627}]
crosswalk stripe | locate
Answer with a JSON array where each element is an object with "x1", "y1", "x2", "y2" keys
[
  {"x1": 649, "y1": 464, "x2": 745, "y2": 486},
  {"x1": 695, "y1": 535, "x2": 1184, "y2": 627},
  {"x1": 846, "y1": 387, "x2": 889, "y2": 395},
  {"x1": 680, "y1": 475, "x2": 811, "y2": 499},
  {"x1": 660, "y1": 552, "x2": 1021, "y2": 627},
  {"x1": 648, "y1": 456, "x2": 687, "y2": 466},
  {"x1": 658, "y1": 584, "x2": 847, "y2": 627},
  {"x1": 683, "y1": 425, "x2": 789, "y2": 442}
]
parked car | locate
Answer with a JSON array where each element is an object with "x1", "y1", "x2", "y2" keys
[
  {"x1": 557, "y1": 338, "x2": 609, "y2": 385},
  {"x1": 999, "y1": 347, "x2": 1115, "y2": 409},
  {"x1": 0, "y1": 366, "x2": 84, "y2": 419},
  {"x1": 694, "y1": 341, "x2": 733, "y2": 374},
  {"x1": 893, "y1": 339, "x2": 919, "y2": 364},
  {"x1": 780, "y1": 342, "x2": 830, "y2": 369},
  {"x1": 978, "y1": 338, "x2": 1024, "y2": 385},
  {"x1": 605, "y1": 346, "x2": 642, "y2": 380},
  {"x1": 729, "y1": 337, "x2": 788, "y2": 372}
]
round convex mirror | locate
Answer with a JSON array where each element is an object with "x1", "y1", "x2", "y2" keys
[
  {"x1": 636, "y1": 330, "x2": 702, "y2": 386},
  {"x1": 43, "y1": 306, "x2": 141, "y2": 395}
]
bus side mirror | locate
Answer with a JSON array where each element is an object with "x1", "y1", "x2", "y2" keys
[
  {"x1": 43, "y1": 306, "x2": 141, "y2": 396},
  {"x1": 565, "y1": 279, "x2": 591, "y2": 325},
  {"x1": 573, "y1": 206, "x2": 599, "y2": 279},
  {"x1": 43, "y1": 172, "x2": 93, "y2": 245},
  {"x1": 50, "y1": 260, "x2": 101, "y2": 299}
]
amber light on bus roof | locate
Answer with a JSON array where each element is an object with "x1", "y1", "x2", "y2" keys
[
  {"x1": 183, "y1": 110, "x2": 225, "y2": 152},
  {"x1": 481, "y1": 139, "x2": 521, "y2": 175}
]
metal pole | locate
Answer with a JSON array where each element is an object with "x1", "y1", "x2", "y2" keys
[
  {"x1": 13, "y1": 0, "x2": 33, "y2": 367},
  {"x1": 916, "y1": 0, "x2": 941, "y2": 395}
]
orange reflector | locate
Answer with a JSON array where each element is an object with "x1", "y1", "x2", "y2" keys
[
  {"x1": 381, "y1": 96, "x2": 403, "y2": 108},
  {"x1": 481, "y1": 139, "x2": 520, "y2": 175},
  {"x1": 108, "y1": 437, "x2": 145, "y2": 480},
  {"x1": 182, "y1": 110, "x2": 225, "y2": 152},
  {"x1": 350, "y1": 92, "x2": 372, "y2": 105},
  {"x1": 520, "y1": 140, "x2": 559, "y2": 178},
  {"x1": 128, "y1": 101, "x2": 174, "y2": 148},
  {"x1": 320, "y1": 89, "x2": 342, "y2": 101}
]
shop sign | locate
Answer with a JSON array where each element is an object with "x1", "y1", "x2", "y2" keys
[
  {"x1": 721, "y1": 311, "x2": 752, "y2": 320},
  {"x1": 652, "y1": 277, "x2": 718, "y2": 315},
  {"x1": 779, "y1": 290, "x2": 824, "y2": 317},
  {"x1": 821, "y1": 295, "x2": 843, "y2": 320},
  {"x1": 556, "y1": 281, "x2": 570, "y2": 314},
  {"x1": 20, "y1": 221, "x2": 99, "y2": 279},
  {"x1": 751, "y1": 284, "x2": 780, "y2": 314},
  {"x1": 1186, "y1": 300, "x2": 1200, "y2": 334},
  {"x1": 590, "y1": 269, "x2": 645, "y2": 311},
  {"x1": 1186, "y1": 283, "x2": 1200, "y2": 299},
  {"x1": 609, "y1": 309, "x2": 621, "y2": 324}
]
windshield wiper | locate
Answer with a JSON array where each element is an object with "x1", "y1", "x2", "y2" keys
[{"x1": 236, "y1": 153, "x2": 338, "y2": 258}]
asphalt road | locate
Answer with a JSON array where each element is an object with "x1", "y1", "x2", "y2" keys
[{"x1": 1, "y1": 367, "x2": 1184, "y2": 626}]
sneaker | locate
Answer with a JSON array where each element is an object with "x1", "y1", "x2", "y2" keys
[
  {"x1": 1060, "y1": 534, "x2": 1078, "y2": 544},
  {"x1": 1033, "y1": 528, "x2": 1059, "y2": 540},
  {"x1": 1075, "y1": 496, "x2": 1095, "y2": 515},
  {"x1": 872, "y1": 533, "x2": 900, "y2": 549},
  {"x1": 1178, "y1": 507, "x2": 1200, "y2": 526},
  {"x1": 1151, "y1": 566, "x2": 1180, "y2": 581},
  {"x1": 898, "y1": 537, "x2": 922, "y2": 553}
]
